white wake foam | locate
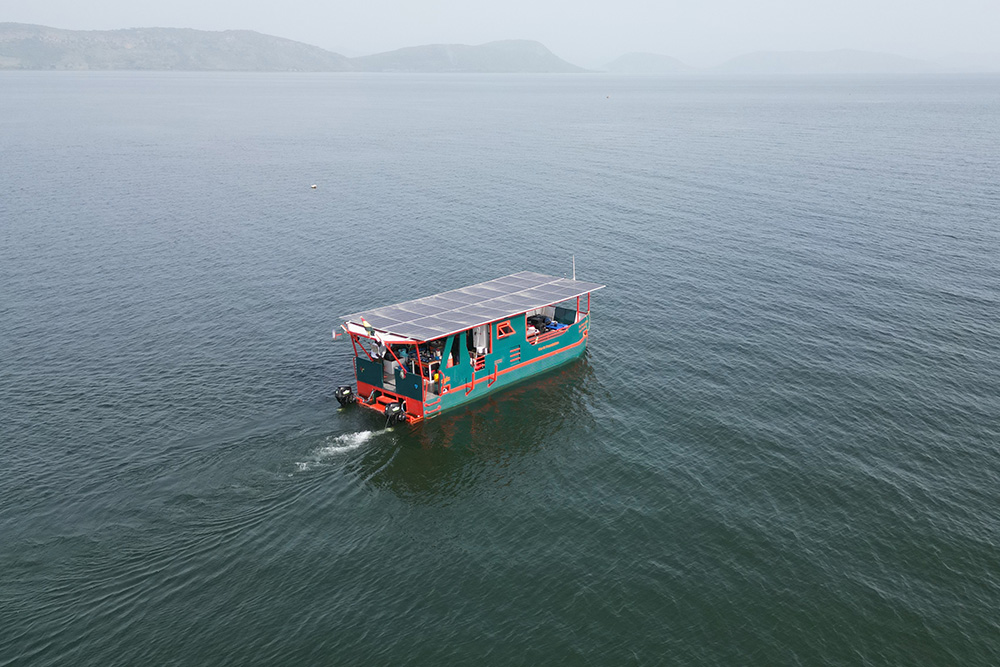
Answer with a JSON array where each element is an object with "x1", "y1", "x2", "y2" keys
[
  {"x1": 294, "y1": 430, "x2": 381, "y2": 471},
  {"x1": 319, "y1": 430, "x2": 376, "y2": 455}
]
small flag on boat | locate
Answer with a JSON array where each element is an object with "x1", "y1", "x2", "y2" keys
[{"x1": 360, "y1": 317, "x2": 378, "y2": 339}]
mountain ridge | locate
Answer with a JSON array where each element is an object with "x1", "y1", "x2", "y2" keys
[
  {"x1": 0, "y1": 24, "x2": 583, "y2": 72},
  {"x1": 0, "y1": 23, "x2": 353, "y2": 71},
  {"x1": 5, "y1": 24, "x2": 998, "y2": 75},
  {"x1": 353, "y1": 40, "x2": 585, "y2": 73}
]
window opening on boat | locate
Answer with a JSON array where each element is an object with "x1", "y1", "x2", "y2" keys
[
  {"x1": 382, "y1": 347, "x2": 397, "y2": 390},
  {"x1": 525, "y1": 300, "x2": 577, "y2": 345},
  {"x1": 419, "y1": 340, "x2": 444, "y2": 396},
  {"x1": 468, "y1": 323, "x2": 490, "y2": 370}
]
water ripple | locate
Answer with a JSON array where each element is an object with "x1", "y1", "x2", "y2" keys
[{"x1": 2, "y1": 72, "x2": 999, "y2": 666}]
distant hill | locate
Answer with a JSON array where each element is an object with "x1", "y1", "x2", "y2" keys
[
  {"x1": 0, "y1": 23, "x2": 353, "y2": 71},
  {"x1": 713, "y1": 49, "x2": 938, "y2": 75},
  {"x1": 0, "y1": 25, "x2": 584, "y2": 73},
  {"x1": 352, "y1": 40, "x2": 586, "y2": 73},
  {"x1": 604, "y1": 52, "x2": 692, "y2": 74},
  {"x1": 5, "y1": 25, "x2": 973, "y2": 76}
]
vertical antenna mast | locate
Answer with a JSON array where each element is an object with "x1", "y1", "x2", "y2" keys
[{"x1": 572, "y1": 255, "x2": 576, "y2": 281}]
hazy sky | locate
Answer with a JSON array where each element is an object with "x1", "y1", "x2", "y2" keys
[{"x1": 3, "y1": 0, "x2": 998, "y2": 67}]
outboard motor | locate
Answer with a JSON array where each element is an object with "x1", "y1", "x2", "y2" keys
[
  {"x1": 383, "y1": 401, "x2": 406, "y2": 426},
  {"x1": 334, "y1": 385, "x2": 355, "y2": 406}
]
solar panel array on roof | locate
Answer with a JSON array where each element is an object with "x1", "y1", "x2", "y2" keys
[{"x1": 340, "y1": 271, "x2": 605, "y2": 342}]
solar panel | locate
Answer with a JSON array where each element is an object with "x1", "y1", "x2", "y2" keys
[{"x1": 340, "y1": 271, "x2": 605, "y2": 342}]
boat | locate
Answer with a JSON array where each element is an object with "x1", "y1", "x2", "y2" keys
[{"x1": 333, "y1": 271, "x2": 605, "y2": 424}]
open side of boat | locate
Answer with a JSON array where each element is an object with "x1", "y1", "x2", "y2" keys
[{"x1": 333, "y1": 271, "x2": 605, "y2": 424}]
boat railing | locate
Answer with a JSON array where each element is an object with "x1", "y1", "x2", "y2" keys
[{"x1": 527, "y1": 324, "x2": 572, "y2": 346}]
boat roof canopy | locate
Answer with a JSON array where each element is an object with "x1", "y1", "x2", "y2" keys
[{"x1": 341, "y1": 271, "x2": 605, "y2": 342}]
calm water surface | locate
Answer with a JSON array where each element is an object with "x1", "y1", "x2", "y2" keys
[{"x1": 2, "y1": 72, "x2": 1000, "y2": 665}]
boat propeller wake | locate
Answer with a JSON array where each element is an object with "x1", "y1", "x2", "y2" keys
[{"x1": 294, "y1": 430, "x2": 386, "y2": 471}]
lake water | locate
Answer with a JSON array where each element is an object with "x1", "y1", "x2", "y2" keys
[{"x1": 2, "y1": 72, "x2": 999, "y2": 665}]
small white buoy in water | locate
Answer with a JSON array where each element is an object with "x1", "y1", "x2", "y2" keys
[{"x1": 311, "y1": 184, "x2": 317, "y2": 189}]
